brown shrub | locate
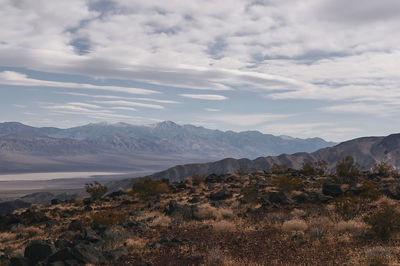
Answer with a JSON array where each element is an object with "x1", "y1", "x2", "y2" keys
[
  {"x1": 334, "y1": 192, "x2": 360, "y2": 220},
  {"x1": 85, "y1": 181, "x2": 108, "y2": 200},
  {"x1": 272, "y1": 175, "x2": 303, "y2": 192},
  {"x1": 364, "y1": 202, "x2": 400, "y2": 240},
  {"x1": 91, "y1": 209, "x2": 127, "y2": 226},
  {"x1": 131, "y1": 177, "x2": 169, "y2": 200},
  {"x1": 282, "y1": 219, "x2": 308, "y2": 233}
]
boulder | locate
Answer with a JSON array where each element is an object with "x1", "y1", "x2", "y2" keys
[
  {"x1": 24, "y1": 240, "x2": 54, "y2": 263},
  {"x1": 48, "y1": 248, "x2": 75, "y2": 263},
  {"x1": 209, "y1": 190, "x2": 232, "y2": 201},
  {"x1": 322, "y1": 183, "x2": 343, "y2": 197},
  {"x1": 68, "y1": 220, "x2": 83, "y2": 232},
  {"x1": 268, "y1": 191, "x2": 293, "y2": 205},
  {"x1": 72, "y1": 242, "x2": 105, "y2": 264},
  {"x1": 9, "y1": 256, "x2": 29, "y2": 266}
]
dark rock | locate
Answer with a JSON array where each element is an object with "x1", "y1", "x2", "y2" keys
[
  {"x1": 55, "y1": 239, "x2": 72, "y2": 249},
  {"x1": 48, "y1": 248, "x2": 75, "y2": 263},
  {"x1": 9, "y1": 256, "x2": 29, "y2": 266},
  {"x1": 84, "y1": 206, "x2": 93, "y2": 211},
  {"x1": 45, "y1": 219, "x2": 59, "y2": 229},
  {"x1": 72, "y1": 243, "x2": 105, "y2": 264},
  {"x1": 83, "y1": 198, "x2": 92, "y2": 205},
  {"x1": 83, "y1": 228, "x2": 101, "y2": 243},
  {"x1": 51, "y1": 199, "x2": 62, "y2": 205},
  {"x1": 322, "y1": 183, "x2": 343, "y2": 197},
  {"x1": 268, "y1": 191, "x2": 293, "y2": 205},
  {"x1": 209, "y1": 190, "x2": 232, "y2": 201},
  {"x1": 292, "y1": 192, "x2": 309, "y2": 203},
  {"x1": 68, "y1": 220, "x2": 83, "y2": 232},
  {"x1": 107, "y1": 190, "x2": 126, "y2": 199},
  {"x1": 103, "y1": 246, "x2": 128, "y2": 261},
  {"x1": 345, "y1": 186, "x2": 362, "y2": 195},
  {"x1": 308, "y1": 191, "x2": 333, "y2": 203},
  {"x1": 188, "y1": 197, "x2": 200, "y2": 203},
  {"x1": 20, "y1": 209, "x2": 49, "y2": 224},
  {"x1": 24, "y1": 240, "x2": 54, "y2": 263},
  {"x1": 121, "y1": 200, "x2": 133, "y2": 205},
  {"x1": 0, "y1": 214, "x2": 21, "y2": 230},
  {"x1": 205, "y1": 174, "x2": 223, "y2": 183}
]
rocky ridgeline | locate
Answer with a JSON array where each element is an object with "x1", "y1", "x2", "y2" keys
[{"x1": 1, "y1": 161, "x2": 400, "y2": 265}]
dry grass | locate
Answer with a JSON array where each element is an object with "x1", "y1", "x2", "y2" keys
[
  {"x1": 308, "y1": 217, "x2": 332, "y2": 239},
  {"x1": 282, "y1": 219, "x2": 308, "y2": 233},
  {"x1": 125, "y1": 237, "x2": 148, "y2": 251},
  {"x1": 193, "y1": 204, "x2": 220, "y2": 221},
  {"x1": 212, "y1": 220, "x2": 236, "y2": 232},
  {"x1": 365, "y1": 246, "x2": 396, "y2": 265},
  {"x1": 150, "y1": 214, "x2": 172, "y2": 227},
  {"x1": 290, "y1": 208, "x2": 306, "y2": 218},
  {"x1": 335, "y1": 220, "x2": 369, "y2": 234}
]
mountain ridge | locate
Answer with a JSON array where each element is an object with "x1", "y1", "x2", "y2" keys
[{"x1": 0, "y1": 121, "x2": 335, "y2": 174}]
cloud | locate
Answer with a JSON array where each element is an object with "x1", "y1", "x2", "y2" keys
[
  {"x1": 0, "y1": 71, "x2": 159, "y2": 95},
  {"x1": 57, "y1": 91, "x2": 180, "y2": 104},
  {"x1": 180, "y1": 94, "x2": 228, "y2": 100},
  {"x1": 205, "y1": 108, "x2": 220, "y2": 112},
  {"x1": 111, "y1": 106, "x2": 137, "y2": 111},
  {"x1": 91, "y1": 100, "x2": 164, "y2": 109}
]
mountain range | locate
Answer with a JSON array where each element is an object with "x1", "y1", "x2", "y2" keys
[
  {"x1": 150, "y1": 133, "x2": 400, "y2": 181},
  {"x1": 0, "y1": 121, "x2": 335, "y2": 174}
]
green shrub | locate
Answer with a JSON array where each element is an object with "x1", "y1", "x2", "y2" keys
[
  {"x1": 372, "y1": 162, "x2": 397, "y2": 178},
  {"x1": 85, "y1": 181, "x2": 108, "y2": 200},
  {"x1": 272, "y1": 175, "x2": 303, "y2": 192},
  {"x1": 131, "y1": 177, "x2": 169, "y2": 200},
  {"x1": 334, "y1": 192, "x2": 360, "y2": 220},
  {"x1": 91, "y1": 209, "x2": 127, "y2": 226},
  {"x1": 335, "y1": 156, "x2": 360, "y2": 184},
  {"x1": 365, "y1": 203, "x2": 400, "y2": 240}
]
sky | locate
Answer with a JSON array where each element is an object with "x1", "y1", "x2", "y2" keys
[{"x1": 1, "y1": 0, "x2": 400, "y2": 142}]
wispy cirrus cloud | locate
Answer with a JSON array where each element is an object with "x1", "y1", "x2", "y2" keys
[
  {"x1": 0, "y1": 71, "x2": 159, "y2": 95},
  {"x1": 180, "y1": 94, "x2": 228, "y2": 101},
  {"x1": 91, "y1": 100, "x2": 164, "y2": 109}
]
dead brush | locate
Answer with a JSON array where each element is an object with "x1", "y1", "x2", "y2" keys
[
  {"x1": 282, "y1": 219, "x2": 308, "y2": 233},
  {"x1": 365, "y1": 246, "x2": 395, "y2": 265},
  {"x1": 212, "y1": 220, "x2": 236, "y2": 232},
  {"x1": 308, "y1": 217, "x2": 332, "y2": 239},
  {"x1": 90, "y1": 209, "x2": 127, "y2": 226}
]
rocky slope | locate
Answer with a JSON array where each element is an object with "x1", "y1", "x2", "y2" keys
[
  {"x1": 151, "y1": 133, "x2": 400, "y2": 181},
  {"x1": 1, "y1": 167, "x2": 400, "y2": 265}
]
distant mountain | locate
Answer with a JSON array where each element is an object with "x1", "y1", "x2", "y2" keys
[
  {"x1": 150, "y1": 133, "x2": 400, "y2": 181},
  {"x1": 0, "y1": 121, "x2": 335, "y2": 174}
]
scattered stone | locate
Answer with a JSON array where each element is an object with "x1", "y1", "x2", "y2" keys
[
  {"x1": 68, "y1": 220, "x2": 83, "y2": 232},
  {"x1": 268, "y1": 191, "x2": 293, "y2": 205},
  {"x1": 24, "y1": 240, "x2": 54, "y2": 264},
  {"x1": 209, "y1": 190, "x2": 232, "y2": 200},
  {"x1": 322, "y1": 183, "x2": 343, "y2": 197},
  {"x1": 72, "y1": 242, "x2": 105, "y2": 264}
]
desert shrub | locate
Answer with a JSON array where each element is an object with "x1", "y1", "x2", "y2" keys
[
  {"x1": 372, "y1": 162, "x2": 397, "y2": 178},
  {"x1": 335, "y1": 156, "x2": 360, "y2": 184},
  {"x1": 270, "y1": 164, "x2": 288, "y2": 174},
  {"x1": 91, "y1": 209, "x2": 127, "y2": 226},
  {"x1": 125, "y1": 237, "x2": 147, "y2": 251},
  {"x1": 241, "y1": 185, "x2": 259, "y2": 205},
  {"x1": 290, "y1": 209, "x2": 306, "y2": 218},
  {"x1": 300, "y1": 160, "x2": 326, "y2": 176},
  {"x1": 334, "y1": 192, "x2": 361, "y2": 220},
  {"x1": 360, "y1": 180, "x2": 381, "y2": 202},
  {"x1": 272, "y1": 175, "x2": 303, "y2": 192},
  {"x1": 150, "y1": 215, "x2": 171, "y2": 227},
  {"x1": 131, "y1": 177, "x2": 169, "y2": 200},
  {"x1": 335, "y1": 220, "x2": 369, "y2": 235},
  {"x1": 193, "y1": 204, "x2": 220, "y2": 221},
  {"x1": 192, "y1": 174, "x2": 206, "y2": 185},
  {"x1": 365, "y1": 246, "x2": 395, "y2": 265},
  {"x1": 308, "y1": 217, "x2": 331, "y2": 239},
  {"x1": 364, "y1": 202, "x2": 400, "y2": 240},
  {"x1": 282, "y1": 219, "x2": 308, "y2": 233},
  {"x1": 236, "y1": 166, "x2": 248, "y2": 177},
  {"x1": 212, "y1": 220, "x2": 236, "y2": 232},
  {"x1": 85, "y1": 181, "x2": 108, "y2": 200}
]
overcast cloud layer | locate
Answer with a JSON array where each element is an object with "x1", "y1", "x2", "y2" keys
[{"x1": 1, "y1": 0, "x2": 400, "y2": 141}]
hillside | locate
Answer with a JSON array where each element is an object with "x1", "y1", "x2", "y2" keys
[
  {"x1": 1, "y1": 166, "x2": 400, "y2": 265},
  {"x1": 150, "y1": 133, "x2": 400, "y2": 181},
  {"x1": 0, "y1": 121, "x2": 335, "y2": 174}
]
